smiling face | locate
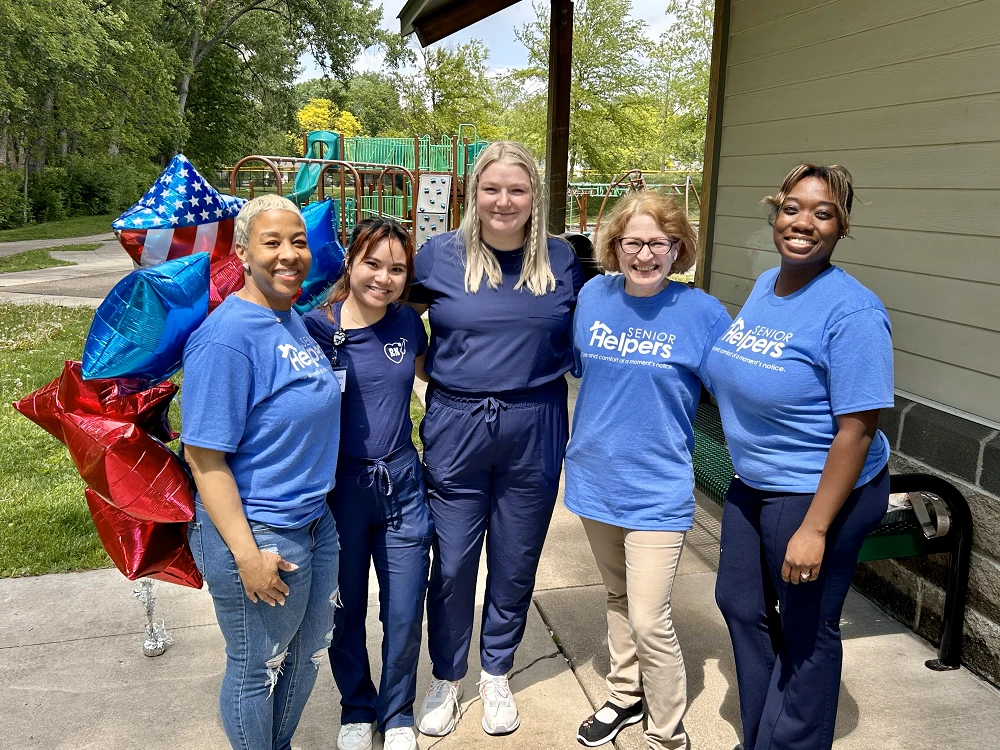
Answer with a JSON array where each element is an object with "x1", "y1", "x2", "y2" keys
[
  {"x1": 236, "y1": 209, "x2": 310, "y2": 310},
  {"x1": 348, "y1": 236, "x2": 408, "y2": 311},
  {"x1": 617, "y1": 213, "x2": 677, "y2": 296},
  {"x1": 476, "y1": 160, "x2": 533, "y2": 248},
  {"x1": 772, "y1": 176, "x2": 842, "y2": 269}
]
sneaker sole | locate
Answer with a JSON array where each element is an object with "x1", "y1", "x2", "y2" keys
[
  {"x1": 575, "y1": 711, "x2": 644, "y2": 747},
  {"x1": 482, "y1": 714, "x2": 520, "y2": 736}
]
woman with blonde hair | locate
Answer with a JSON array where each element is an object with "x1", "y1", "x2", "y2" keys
[
  {"x1": 564, "y1": 190, "x2": 730, "y2": 749},
  {"x1": 408, "y1": 140, "x2": 584, "y2": 738}
]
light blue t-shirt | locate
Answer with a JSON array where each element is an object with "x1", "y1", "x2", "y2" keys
[
  {"x1": 181, "y1": 295, "x2": 342, "y2": 528},
  {"x1": 704, "y1": 265, "x2": 894, "y2": 493},
  {"x1": 564, "y1": 275, "x2": 732, "y2": 531}
]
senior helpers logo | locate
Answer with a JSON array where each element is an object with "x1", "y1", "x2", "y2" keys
[
  {"x1": 278, "y1": 338, "x2": 327, "y2": 372},
  {"x1": 588, "y1": 320, "x2": 674, "y2": 359},
  {"x1": 711, "y1": 318, "x2": 790, "y2": 372}
]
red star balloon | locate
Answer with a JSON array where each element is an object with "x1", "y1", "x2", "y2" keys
[{"x1": 85, "y1": 488, "x2": 202, "y2": 588}]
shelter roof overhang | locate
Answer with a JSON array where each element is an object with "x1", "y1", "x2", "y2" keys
[{"x1": 398, "y1": 0, "x2": 521, "y2": 46}]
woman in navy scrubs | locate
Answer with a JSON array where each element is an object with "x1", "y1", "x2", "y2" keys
[
  {"x1": 304, "y1": 218, "x2": 430, "y2": 750},
  {"x1": 408, "y1": 141, "x2": 584, "y2": 738},
  {"x1": 705, "y1": 165, "x2": 894, "y2": 750}
]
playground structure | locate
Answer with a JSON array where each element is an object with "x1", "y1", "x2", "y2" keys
[
  {"x1": 567, "y1": 170, "x2": 702, "y2": 235},
  {"x1": 229, "y1": 126, "x2": 489, "y2": 247}
]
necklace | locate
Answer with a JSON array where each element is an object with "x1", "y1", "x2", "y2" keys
[
  {"x1": 241, "y1": 285, "x2": 281, "y2": 323},
  {"x1": 341, "y1": 303, "x2": 365, "y2": 328}
]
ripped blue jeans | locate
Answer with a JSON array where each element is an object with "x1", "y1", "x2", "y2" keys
[{"x1": 189, "y1": 501, "x2": 339, "y2": 750}]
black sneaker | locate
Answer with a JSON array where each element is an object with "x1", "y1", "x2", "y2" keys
[{"x1": 576, "y1": 700, "x2": 644, "y2": 747}]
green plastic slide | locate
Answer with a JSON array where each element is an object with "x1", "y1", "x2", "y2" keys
[{"x1": 286, "y1": 130, "x2": 340, "y2": 206}]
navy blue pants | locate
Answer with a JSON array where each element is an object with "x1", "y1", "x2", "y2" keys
[
  {"x1": 327, "y1": 443, "x2": 434, "y2": 732},
  {"x1": 421, "y1": 378, "x2": 569, "y2": 680},
  {"x1": 715, "y1": 465, "x2": 889, "y2": 750}
]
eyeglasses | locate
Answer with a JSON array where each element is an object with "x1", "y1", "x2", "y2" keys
[{"x1": 616, "y1": 237, "x2": 679, "y2": 255}]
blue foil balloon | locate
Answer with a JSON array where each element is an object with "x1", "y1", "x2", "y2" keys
[
  {"x1": 294, "y1": 199, "x2": 347, "y2": 313},
  {"x1": 82, "y1": 254, "x2": 210, "y2": 382}
]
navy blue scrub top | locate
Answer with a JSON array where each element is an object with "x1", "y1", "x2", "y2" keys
[
  {"x1": 303, "y1": 302, "x2": 428, "y2": 459},
  {"x1": 409, "y1": 231, "x2": 584, "y2": 393}
]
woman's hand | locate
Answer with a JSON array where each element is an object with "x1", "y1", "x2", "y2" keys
[
  {"x1": 782, "y1": 525, "x2": 826, "y2": 585},
  {"x1": 236, "y1": 549, "x2": 299, "y2": 606}
]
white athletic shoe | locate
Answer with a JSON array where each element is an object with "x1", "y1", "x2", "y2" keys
[
  {"x1": 417, "y1": 678, "x2": 462, "y2": 736},
  {"x1": 478, "y1": 670, "x2": 519, "y2": 735},
  {"x1": 383, "y1": 726, "x2": 418, "y2": 750},
  {"x1": 337, "y1": 722, "x2": 374, "y2": 750}
]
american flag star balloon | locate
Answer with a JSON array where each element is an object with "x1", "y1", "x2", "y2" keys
[{"x1": 113, "y1": 154, "x2": 245, "y2": 267}]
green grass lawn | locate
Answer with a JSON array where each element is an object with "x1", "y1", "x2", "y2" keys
[
  {"x1": 0, "y1": 214, "x2": 116, "y2": 243},
  {"x1": 0, "y1": 303, "x2": 108, "y2": 577},
  {"x1": 0, "y1": 301, "x2": 427, "y2": 577},
  {"x1": 0, "y1": 243, "x2": 102, "y2": 274}
]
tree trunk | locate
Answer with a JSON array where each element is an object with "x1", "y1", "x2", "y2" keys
[
  {"x1": 60, "y1": 128, "x2": 68, "y2": 159},
  {"x1": 177, "y1": 27, "x2": 200, "y2": 119},
  {"x1": 0, "y1": 123, "x2": 8, "y2": 166},
  {"x1": 35, "y1": 90, "x2": 55, "y2": 169}
]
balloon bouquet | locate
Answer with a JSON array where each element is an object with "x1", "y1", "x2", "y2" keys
[{"x1": 13, "y1": 155, "x2": 346, "y2": 655}]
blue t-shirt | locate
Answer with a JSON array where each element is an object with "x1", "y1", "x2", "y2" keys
[
  {"x1": 408, "y1": 231, "x2": 585, "y2": 392},
  {"x1": 303, "y1": 302, "x2": 428, "y2": 459},
  {"x1": 704, "y1": 265, "x2": 894, "y2": 493},
  {"x1": 181, "y1": 295, "x2": 342, "y2": 528},
  {"x1": 564, "y1": 275, "x2": 732, "y2": 531}
]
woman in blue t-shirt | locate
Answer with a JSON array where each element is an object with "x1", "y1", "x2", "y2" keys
[
  {"x1": 303, "y1": 217, "x2": 430, "y2": 750},
  {"x1": 705, "y1": 165, "x2": 894, "y2": 750},
  {"x1": 183, "y1": 194, "x2": 343, "y2": 750},
  {"x1": 407, "y1": 141, "x2": 584, "y2": 738},
  {"x1": 564, "y1": 192, "x2": 731, "y2": 750}
]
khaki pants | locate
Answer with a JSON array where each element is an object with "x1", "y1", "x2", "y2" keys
[{"x1": 582, "y1": 517, "x2": 688, "y2": 750}]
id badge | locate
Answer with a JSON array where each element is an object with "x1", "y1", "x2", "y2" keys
[{"x1": 332, "y1": 365, "x2": 347, "y2": 393}]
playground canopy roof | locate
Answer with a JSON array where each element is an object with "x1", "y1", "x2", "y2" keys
[{"x1": 398, "y1": 0, "x2": 519, "y2": 46}]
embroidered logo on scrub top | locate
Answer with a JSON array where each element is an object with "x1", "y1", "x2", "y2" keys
[{"x1": 383, "y1": 338, "x2": 407, "y2": 364}]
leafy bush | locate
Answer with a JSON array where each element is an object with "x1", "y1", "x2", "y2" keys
[
  {"x1": 0, "y1": 168, "x2": 28, "y2": 230},
  {"x1": 63, "y1": 155, "x2": 162, "y2": 216},
  {"x1": 27, "y1": 167, "x2": 69, "y2": 223}
]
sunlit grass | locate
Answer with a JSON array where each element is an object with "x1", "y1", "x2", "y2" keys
[
  {"x1": 0, "y1": 243, "x2": 102, "y2": 274},
  {"x1": 0, "y1": 215, "x2": 115, "y2": 243}
]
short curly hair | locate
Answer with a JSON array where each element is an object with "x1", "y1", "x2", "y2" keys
[
  {"x1": 763, "y1": 164, "x2": 855, "y2": 236},
  {"x1": 594, "y1": 191, "x2": 697, "y2": 274}
]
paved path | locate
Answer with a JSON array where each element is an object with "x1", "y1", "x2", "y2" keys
[
  {"x1": 0, "y1": 242, "x2": 132, "y2": 307},
  {"x1": 0, "y1": 232, "x2": 116, "y2": 257}
]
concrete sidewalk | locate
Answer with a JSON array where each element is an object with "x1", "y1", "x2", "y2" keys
[
  {"x1": 0, "y1": 232, "x2": 115, "y2": 257},
  {"x1": 0, "y1": 240, "x2": 130, "y2": 307}
]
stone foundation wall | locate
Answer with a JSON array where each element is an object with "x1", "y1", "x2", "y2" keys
[{"x1": 854, "y1": 398, "x2": 1000, "y2": 686}]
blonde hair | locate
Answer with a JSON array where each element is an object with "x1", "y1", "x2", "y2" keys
[
  {"x1": 594, "y1": 191, "x2": 697, "y2": 274},
  {"x1": 763, "y1": 164, "x2": 855, "y2": 236},
  {"x1": 459, "y1": 141, "x2": 556, "y2": 295},
  {"x1": 234, "y1": 194, "x2": 304, "y2": 248}
]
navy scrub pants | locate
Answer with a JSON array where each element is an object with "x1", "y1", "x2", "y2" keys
[
  {"x1": 715, "y1": 465, "x2": 889, "y2": 750},
  {"x1": 421, "y1": 378, "x2": 569, "y2": 680},
  {"x1": 327, "y1": 443, "x2": 434, "y2": 733}
]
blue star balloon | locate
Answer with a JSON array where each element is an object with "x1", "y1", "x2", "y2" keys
[
  {"x1": 82, "y1": 254, "x2": 210, "y2": 382},
  {"x1": 294, "y1": 199, "x2": 347, "y2": 313}
]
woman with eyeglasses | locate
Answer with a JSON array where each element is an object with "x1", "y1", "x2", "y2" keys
[{"x1": 564, "y1": 191, "x2": 731, "y2": 750}]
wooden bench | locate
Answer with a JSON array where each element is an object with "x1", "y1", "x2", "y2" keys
[{"x1": 692, "y1": 399, "x2": 973, "y2": 671}]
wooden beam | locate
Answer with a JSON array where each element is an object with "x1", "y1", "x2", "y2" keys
[
  {"x1": 545, "y1": 0, "x2": 573, "y2": 235},
  {"x1": 409, "y1": 0, "x2": 520, "y2": 46},
  {"x1": 694, "y1": 0, "x2": 732, "y2": 292}
]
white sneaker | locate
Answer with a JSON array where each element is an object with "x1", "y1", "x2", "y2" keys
[
  {"x1": 337, "y1": 722, "x2": 374, "y2": 750},
  {"x1": 478, "y1": 670, "x2": 519, "y2": 735},
  {"x1": 383, "y1": 727, "x2": 418, "y2": 750},
  {"x1": 417, "y1": 678, "x2": 462, "y2": 736}
]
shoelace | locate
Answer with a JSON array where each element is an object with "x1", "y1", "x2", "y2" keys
[
  {"x1": 426, "y1": 678, "x2": 458, "y2": 705},
  {"x1": 477, "y1": 674, "x2": 511, "y2": 704}
]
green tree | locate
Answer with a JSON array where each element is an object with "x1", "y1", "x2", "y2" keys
[
  {"x1": 515, "y1": 0, "x2": 653, "y2": 176},
  {"x1": 400, "y1": 40, "x2": 499, "y2": 138},
  {"x1": 343, "y1": 72, "x2": 405, "y2": 136},
  {"x1": 650, "y1": 0, "x2": 715, "y2": 169}
]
